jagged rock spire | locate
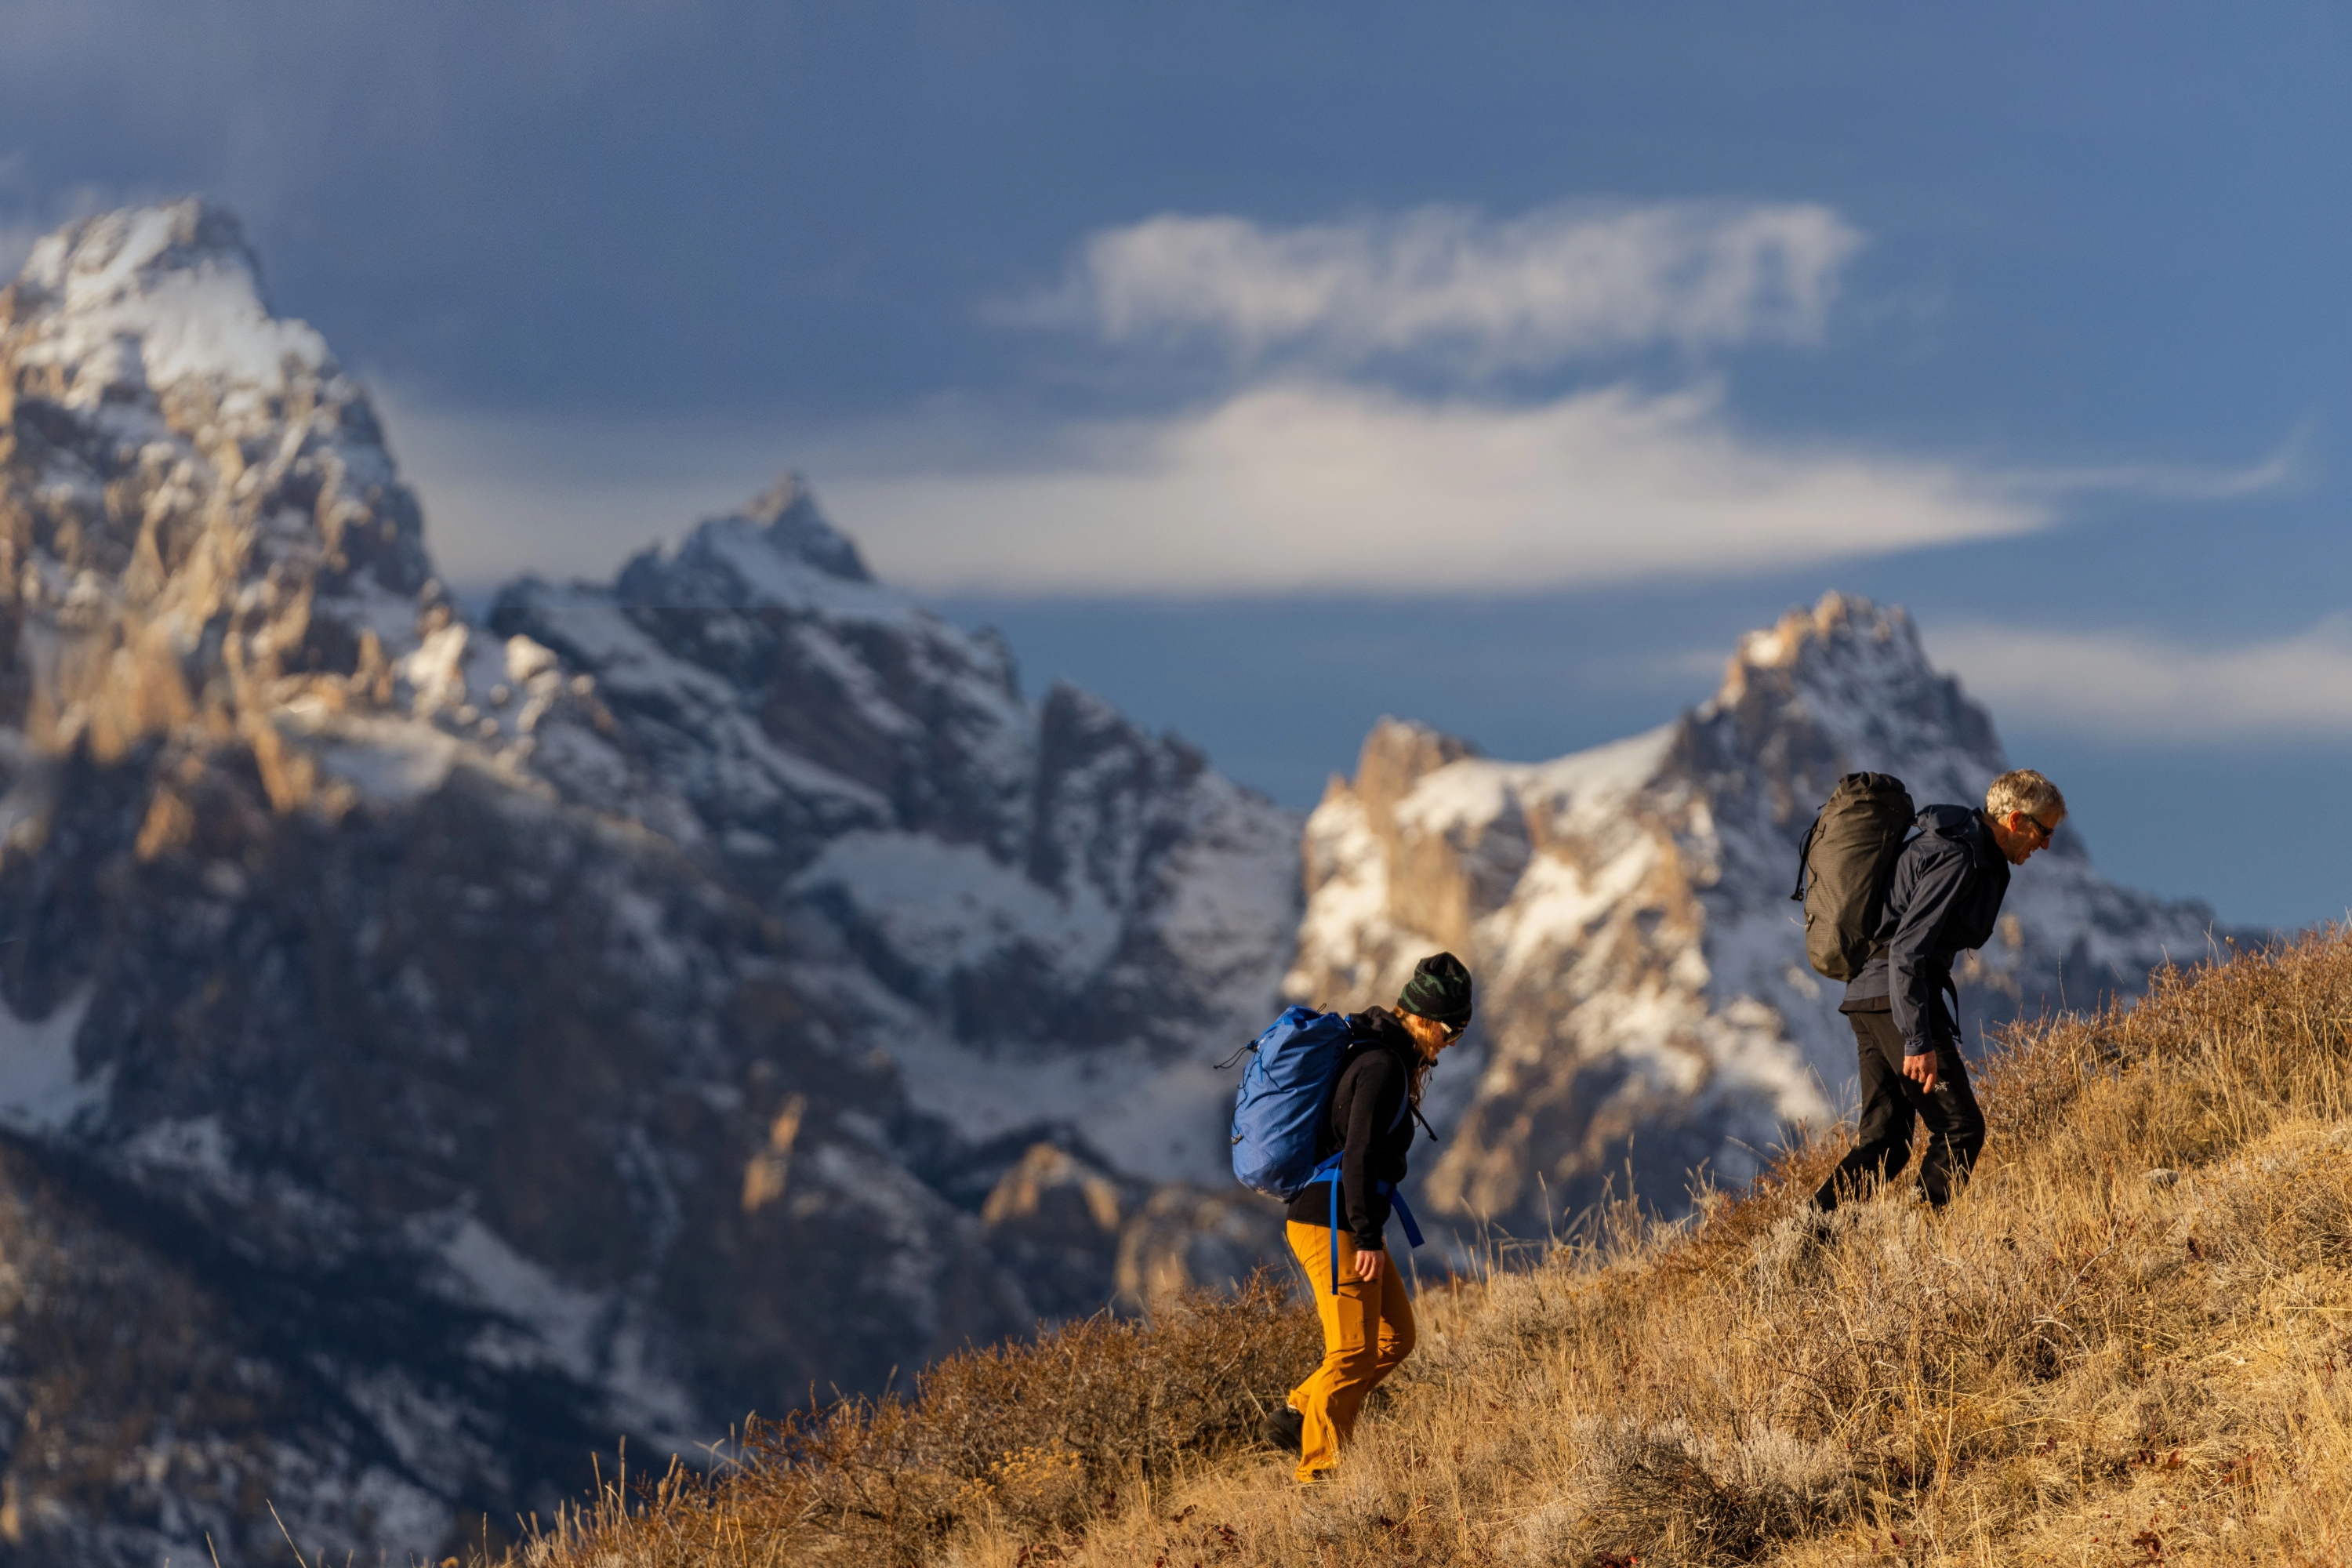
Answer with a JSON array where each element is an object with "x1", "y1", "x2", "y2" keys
[{"x1": 741, "y1": 470, "x2": 871, "y2": 581}]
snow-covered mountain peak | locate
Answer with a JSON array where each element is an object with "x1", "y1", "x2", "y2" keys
[
  {"x1": 740, "y1": 470, "x2": 871, "y2": 581},
  {"x1": 1723, "y1": 589, "x2": 1909, "y2": 678},
  {"x1": 1711, "y1": 592, "x2": 1962, "y2": 737},
  {"x1": 610, "y1": 472, "x2": 916, "y2": 629},
  {"x1": 5, "y1": 199, "x2": 330, "y2": 404},
  {"x1": 2, "y1": 201, "x2": 446, "y2": 786},
  {"x1": 1686, "y1": 590, "x2": 2004, "y2": 830}
]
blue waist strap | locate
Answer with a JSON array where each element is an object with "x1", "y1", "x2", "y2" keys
[{"x1": 1306, "y1": 1152, "x2": 1424, "y2": 1295}]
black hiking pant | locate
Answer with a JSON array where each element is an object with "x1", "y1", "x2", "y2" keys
[{"x1": 1811, "y1": 1007, "x2": 1985, "y2": 1212}]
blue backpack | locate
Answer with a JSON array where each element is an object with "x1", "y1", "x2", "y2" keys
[{"x1": 1226, "y1": 1005, "x2": 1425, "y2": 1293}]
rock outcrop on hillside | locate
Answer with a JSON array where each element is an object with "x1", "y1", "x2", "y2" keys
[
  {"x1": 1287, "y1": 593, "x2": 2223, "y2": 1238},
  {"x1": 0, "y1": 201, "x2": 1298, "y2": 1567}
]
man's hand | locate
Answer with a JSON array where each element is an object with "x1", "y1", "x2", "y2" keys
[
  {"x1": 1353, "y1": 1246, "x2": 1385, "y2": 1283},
  {"x1": 1903, "y1": 1051, "x2": 1939, "y2": 1091}
]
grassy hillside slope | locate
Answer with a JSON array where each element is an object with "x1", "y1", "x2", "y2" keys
[{"x1": 498, "y1": 932, "x2": 2352, "y2": 1566}]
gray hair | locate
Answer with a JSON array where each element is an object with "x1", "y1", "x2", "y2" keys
[{"x1": 1985, "y1": 768, "x2": 2065, "y2": 822}]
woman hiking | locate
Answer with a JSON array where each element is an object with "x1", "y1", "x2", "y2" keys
[{"x1": 1265, "y1": 952, "x2": 1474, "y2": 1484}]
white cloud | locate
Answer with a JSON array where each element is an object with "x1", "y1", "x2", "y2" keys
[
  {"x1": 2015, "y1": 437, "x2": 2312, "y2": 504},
  {"x1": 383, "y1": 382, "x2": 2037, "y2": 598},
  {"x1": 364, "y1": 187, "x2": 2285, "y2": 601},
  {"x1": 375, "y1": 380, "x2": 2287, "y2": 604},
  {"x1": 1932, "y1": 617, "x2": 2352, "y2": 743},
  {"x1": 1007, "y1": 201, "x2": 1864, "y2": 371},
  {"x1": 827, "y1": 379, "x2": 2038, "y2": 594}
]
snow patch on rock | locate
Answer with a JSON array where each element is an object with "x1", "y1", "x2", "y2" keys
[
  {"x1": 0, "y1": 986, "x2": 102, "y2": 1134},
  {"x1": 414, "y1": 1212, "x2": 701, "y2": 1444}
]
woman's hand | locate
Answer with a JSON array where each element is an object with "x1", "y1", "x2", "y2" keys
[{"x1": 1354, "y1": 1247, "x2": 1384, "y2": 1282}]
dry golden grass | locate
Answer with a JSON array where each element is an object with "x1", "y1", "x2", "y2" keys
[{"x1": 510, "y1": 931, "x2": 2352, "y2": 1566}]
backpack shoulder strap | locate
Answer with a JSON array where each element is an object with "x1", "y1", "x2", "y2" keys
[
  {"x1": 1345, "y1": 1013, "x2": 1436, "y2": 1135},
  {"x1": 1327, "y1": 1026, "x2": 1419, "y2": 1140}
]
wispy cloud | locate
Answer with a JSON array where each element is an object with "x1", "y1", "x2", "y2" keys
[
  {"x1": 374, "y1": 195, "x2": 2288, "y2": 601},
  {"x1": 2012, "y1": 430, "x2": 2315, "y2": 504},
  {"x1": 1004, "y1": 201, "x2": 1864, "y2": 372},
  {"x1": 1933, "y1": 617, "x2": 2352, "y2": 743},
  {"x1": 827, "y1": 379, "x2": 2037, "y2": 594}
]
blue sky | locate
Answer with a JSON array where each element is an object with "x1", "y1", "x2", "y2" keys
[{"x1": 3, "y1": 2, "x2": 2347, "y2": 927}]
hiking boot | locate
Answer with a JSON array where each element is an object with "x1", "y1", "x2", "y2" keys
[{"x1": 1263, "y1": 1404, "x2": 1304, "y2": 1454}]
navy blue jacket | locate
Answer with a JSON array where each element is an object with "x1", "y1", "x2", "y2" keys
[{"x1": 1840, "y1": 804, "x2": 2012, "y2": 1054}]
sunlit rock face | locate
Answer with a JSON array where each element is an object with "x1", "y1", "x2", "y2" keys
[
  {"x1": 1287, "y1": 593, "x2": 2222, "y2": 1239},
  {"x1": 0, "y1": 201, "x2": 1298, "y2": 1568}
]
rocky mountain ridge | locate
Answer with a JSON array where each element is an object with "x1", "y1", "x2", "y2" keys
[
  {"x1": 0, "y1": 200, "x2": 2236, "y2": 1568},
  {"x1": 0, "y1": 201, "x2": 1298, "y2": 1567}
]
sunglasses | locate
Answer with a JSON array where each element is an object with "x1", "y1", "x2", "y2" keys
[
  {"x1": 2024, "y1": 814, "x2": 2060, "y2": 843},
  {"x1": 1438, "y1": 1018, "x2": 1468, "y2": 1043}
]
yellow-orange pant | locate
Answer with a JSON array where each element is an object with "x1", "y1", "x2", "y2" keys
[{"x1": 1284, "y1": 1218, "x2": 1415, "y2": 1483}]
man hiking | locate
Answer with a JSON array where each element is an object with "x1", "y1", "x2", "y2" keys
[
  {"x1": 1266, "y1": 952, "x2": 1472, "y2": 1484},
  {"x1": 1811, "y1": 768, "x2": 2067, "y2": 1215}
]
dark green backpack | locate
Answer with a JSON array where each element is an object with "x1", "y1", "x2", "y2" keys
[{"x1": 1789, "y1": 773, "x2": 1915, "y2": 981}]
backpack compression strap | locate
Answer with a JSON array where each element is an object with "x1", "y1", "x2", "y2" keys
[
  {"x1": 1306, "y1": 1150, "x2": 1425, "y2": 1295},
  {"x1": 1789, "y1": 815, "x2": 1819, "y2": 902}
]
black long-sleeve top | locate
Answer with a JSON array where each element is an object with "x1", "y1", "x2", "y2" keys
[
  {"x1": 1284, "y1": 1008, "x2": 1419, "y2": 1249},
  {"x1": 1840, "y1": 804, "x2": 2011, "y2": 1054}
]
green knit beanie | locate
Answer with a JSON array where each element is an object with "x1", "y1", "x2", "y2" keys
[{"x1": 1397, "y1": 952, "x2": 1474, "y2": 1026}]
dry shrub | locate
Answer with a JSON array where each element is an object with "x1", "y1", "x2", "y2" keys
[
  {"x1": 516, "y1": 927, "x2": 2352, "y2": 1567},
  {"x1": 1578, "y1": 1418, "x2": 1849, "y2": 1566},
  {"x1": 511, "y1": 1272, "x2": 1318, "y2": 1567},
  {"x1": 911, "y1": 1271, "x2": 1317, "y2": 1482}
]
